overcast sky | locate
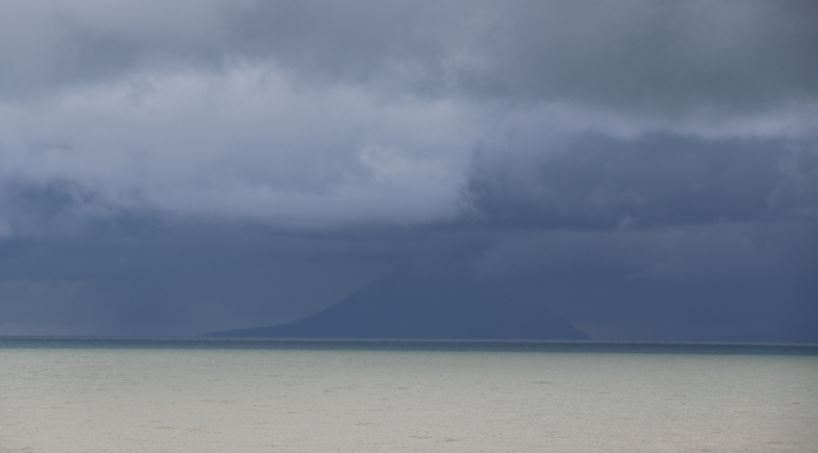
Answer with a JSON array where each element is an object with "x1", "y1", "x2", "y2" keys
[{"x1": 0, "y1": 0, "x2": 816, "y2": 340}]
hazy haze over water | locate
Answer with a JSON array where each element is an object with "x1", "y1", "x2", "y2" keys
[{"x1": 1, "y1": 342, "x2": 817, "y2": 452}]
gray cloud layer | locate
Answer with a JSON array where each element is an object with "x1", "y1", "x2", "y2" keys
[
  {"x1": 0, "y1": 1, "x2": 816, "y2": 338},
  {"x1": 1, "y1": 0, "x2": 816, "y2": 232}
]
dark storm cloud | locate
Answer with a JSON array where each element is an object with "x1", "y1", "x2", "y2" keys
[
  {"x1": 466, "y1": 133, "x2": 818, "y2": 229},
  {"x1": 1, "y1": 0, "x2": 816, "y2": 231},
  {"x1": 460, "y1": 0, "x2": 818, "y2": 113},
  {"x1": 0, "y1": 1, "x2": 816, "y2": 338},
  {"x1": 4, "y1": 1, "x2": 817, "y2": 110}
]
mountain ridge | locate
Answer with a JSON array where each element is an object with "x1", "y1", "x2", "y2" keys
[{"x1": 209, "y1": 267, "x2": 588, "y2": 341}]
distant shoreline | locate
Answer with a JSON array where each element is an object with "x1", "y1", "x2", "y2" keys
[{"x1": 1, "y1": 336, "x2": 817, "y2": 355}]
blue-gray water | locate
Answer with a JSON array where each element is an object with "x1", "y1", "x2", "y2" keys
[{"x1": 2, "y1": 338, "x2": 817, "y2": 452}]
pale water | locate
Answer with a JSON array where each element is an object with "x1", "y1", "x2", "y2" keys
[{"x1": 1, "y1": 340, "x2": 817, "y2": 452}]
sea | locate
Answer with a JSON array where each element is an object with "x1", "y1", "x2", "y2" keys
[{"x1": 1, "y1": 338, "x2": 817, "y2": 452}]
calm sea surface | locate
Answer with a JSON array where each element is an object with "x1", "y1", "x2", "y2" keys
[{"x1": 1, "y1": 339, "x2": 817, "y2": 452}]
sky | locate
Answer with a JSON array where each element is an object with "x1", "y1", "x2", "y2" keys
[{"x1": 0, "y1": 0, "x2": 816, "y2": 341}]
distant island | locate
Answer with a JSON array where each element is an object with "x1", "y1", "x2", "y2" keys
[{"x1": 210, "y1": 267, "x2": 588, "y2": 341}]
